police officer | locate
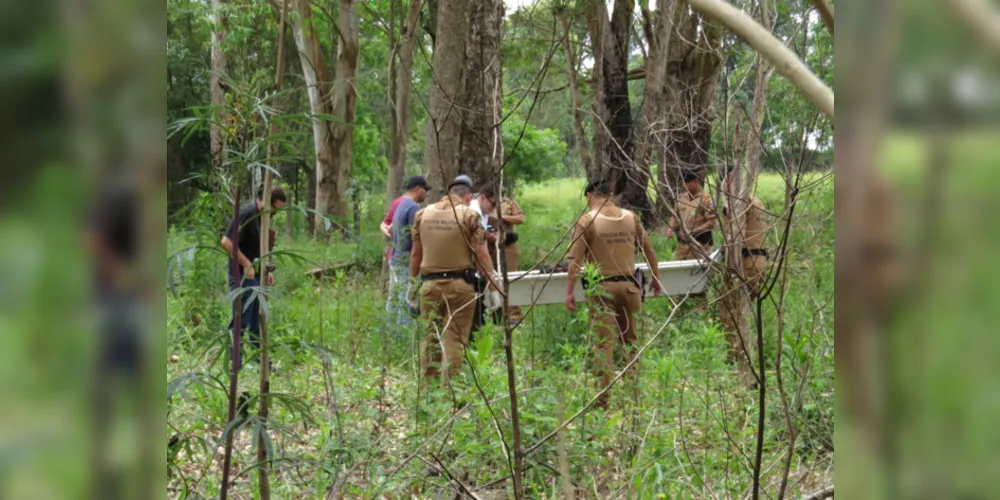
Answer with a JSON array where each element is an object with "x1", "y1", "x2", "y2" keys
[
  {"x1": 718, "y1": 167, "x2": 770, "y2": 380},
  {"x1": 667, "y1": 172, "x2": 716, "y2": 260},
  {"x1": 408, "y1": 175, "x2": 496, "y2": 388},
  {"x1": 493, "y1": 188, "x2": 526, "y2": 324},
  {"x1": 565, "y1": 178, "x2": 663, "y2": 408}
]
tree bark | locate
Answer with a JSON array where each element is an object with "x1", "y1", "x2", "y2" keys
[
  {"x1": 586, "y1": 0, "x2": 652, "y2": 221},
  {"x1": 210, "y1": 0, "x2": 228, "y2": 173},
  {"x1": 388, "y1": 0, "x2": 424, "y2": 207},
  {"x1": 583, "y1": 0, "x2": 608, "y2": 179},
  {"x1": 658, "y1": 7, "x2": 723, "y2": 220},
  {"x1": 423, "y1": 0, "x2": 469, "y2": 199},
  {"x1": 324, "y1": 0, "x2": 360, "y2": 237},
  {"x1": 560, "y1": 14, "x2": 592, "y2": 177},
  {"x1": 633, "y1": 0, "x2": 679, "y2": 221},
  {"x1": 461, "y1": 0, "x2": 503, "y2": 185},
  {"x1": 291, "y1": 0, "x2": 353, "y2": 237}
]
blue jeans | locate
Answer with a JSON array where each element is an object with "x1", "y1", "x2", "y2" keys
[
  {"x1": 228, "y1": 274, "x2": 261, "y2": 355},
  {"x1": 386, "y1": 259, "x2": 413, "y2": 336}
]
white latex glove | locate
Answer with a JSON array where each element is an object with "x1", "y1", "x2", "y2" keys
[
  {"x1": 406, "y1": 283, "x2": 419, "y2": 310},
  {"x1": 484, "y1": 290, "x2": 503, "y2": 312}
]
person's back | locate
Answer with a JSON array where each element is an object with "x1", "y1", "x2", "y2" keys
[
  {"x1": 391, "y1": 197, "x2": 420, "y2": 264},
  {"x1": 384, "y1": 176, "x2": 431, "y2": 334},
  {"x1": 565, "y1": 178, "x2": 661, "y2": 409},
  {"x1": 577, "y1": 204, "x2": 639, "y2": 278},
  {"x1": 415, "y1": 197, "x2": 477, "y2": 274}
]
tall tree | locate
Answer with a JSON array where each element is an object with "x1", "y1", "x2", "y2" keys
[
  {"x1": 461, "y1": 0, "x2": 503, "y2": 185},
  {"x1": 324, "y1": 0, "x2": 361, "y2": 233},
  {"x1": 632, "y1": 0, "x2": 679, "y2": 215},
  {"x1": 585, "y1": 0, "x2": 653, "y2": 221},
  {"x1": 658, "y1": 5, "x2": 723, "y2": 219},
  {"x1": 423, "y1": 0, "x2": 469, "y2": 198},
  {"x1": 210, "y1": 0, "x2": 228, "y2": 173},
  {"x1": 387, "y1": 0, "x2": 424, "y2": 206},
  {"x1": 290, "y1": 0, "x2": 357, "y2": 235}
]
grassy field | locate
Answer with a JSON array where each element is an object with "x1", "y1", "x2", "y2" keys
[{"x1": 167, "y1": 171, "x2": 834, "y2": 498}]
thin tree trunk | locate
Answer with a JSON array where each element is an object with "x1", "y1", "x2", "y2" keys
[
  {"x1": 220, "y1": 188, "x2": 243, "y2": 500},
  {"x1": 424, "y1": 0, "x2": 469, "y2": 199},
  {"x1": 255, "y1": 1, "x2": 289, "y2": 497},
  {"x1": 210, "y1": 0, "x2": 228, "y2": 173},
  {"x1": 560, "y1": 14, "x2": 592, "y2": 176}
]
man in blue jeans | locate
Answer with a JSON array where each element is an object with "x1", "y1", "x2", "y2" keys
[
  {"x1": 221, "y1": 186, "x2": 287, "y2": 366},
  {"x1": 387, "y1": 176, "x2": 431, "y2": 335}
]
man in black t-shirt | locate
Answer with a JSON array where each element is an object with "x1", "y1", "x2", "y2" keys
[{"x1": 220, "y1": 186, "x2": 286, "y2": 352}]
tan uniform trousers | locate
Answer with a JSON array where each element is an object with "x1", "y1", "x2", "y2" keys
[
  {"x1": 720, "y1": 254, "x2": 768, "y2": 368},
  {"x1": 589, "y1": 281, "x2": 642, "y2": 408},
  {"x1": 419, "y1": 278, "x2": 477, "y2": 387}
]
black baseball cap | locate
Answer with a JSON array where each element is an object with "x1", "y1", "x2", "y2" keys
[
  {"x1": 405, "y1": 176, "x2": 432, "y2": 190},
  {"x1": 584, "y1": 177, "x2": 607, "y2": 196}
]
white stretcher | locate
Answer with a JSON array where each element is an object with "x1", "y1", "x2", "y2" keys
[{"x1": 502, "y1": 249, "x2": 723, "y2": 307}]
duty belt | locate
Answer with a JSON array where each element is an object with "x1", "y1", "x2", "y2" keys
[
  {"x1": 582, "y1": 274, "x2": 638, "y2": 289},
  {"x1": 420, "y1": 268, "x2": 478, "y2": 283},
  {"x1": 742, "y1": 248, "x2": 768, "y2": 258},
  {"x1": 693, "y1": 230, "x2": 713, "y2": 246}
]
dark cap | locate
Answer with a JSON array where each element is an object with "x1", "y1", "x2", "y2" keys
[
  {"x1": 405, "y1": 175, "x2": 432, "y2": 190},
  {"x1": 584, "y1": 177, "x2": 607, "y2": 196},
  {"x1": 448, "y1": 174, "x2": 474, "y2": 190}
]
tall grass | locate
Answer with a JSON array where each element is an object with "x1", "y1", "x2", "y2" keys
[{"x1": 167, "y1": 172, "x2": 834, "y2": 498}]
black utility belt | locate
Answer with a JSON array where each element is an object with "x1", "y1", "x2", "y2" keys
[
  {"x1": 742, "y1": 248, "x2": 768, "y2": 258},
  {"x1": 693, "y1": 231, "x2": 713, "y2": 246},
  {"x1": 582, "y1": 274, "x2": 638, "y2": 289},
  {"x1": 420, "y1": 268, "x2": 479, "y2": 284}
]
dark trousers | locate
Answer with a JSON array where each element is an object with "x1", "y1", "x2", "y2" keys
[{"x1": 227, "y1": 274, "x2": 261, "y2": 366}]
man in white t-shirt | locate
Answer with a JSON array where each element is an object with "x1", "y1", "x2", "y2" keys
[{"x1": 470, "y1": 181, "x2": 500, "y2": 245}]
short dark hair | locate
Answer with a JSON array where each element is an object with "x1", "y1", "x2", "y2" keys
[
  {"x1": 257, "y1": 186, "x2": 287, "y2": 204},
  {"x1": 478, "y1": 183, "x2": 496, "y2": 201},
  {"x1": 683, "y1": 172, "x2": 702, "y2": 184},
  {"x1": 449, "y1": 184, "x2": 472, "y2": 197},
  {"x1": 584, "y1": 177, "x2": 611, "y2": 196}
]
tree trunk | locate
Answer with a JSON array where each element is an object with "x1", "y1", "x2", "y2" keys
[
  {"x1": 324, "y1": 0, "x2": 360, "y2": 238},
  {"x1": 586, "y1": 0, "x2": 652, "y2": 222},
  {"x1": 388, "y1": 0, "x2": 424, "y2": 207},
  {"x1": 461, "y1": 0, "x2": 503, "y2": 185},
  {"x1": 633, "y1": 0, "x2": 679, "y2": 224},
  {"x1": 583, "y1": 0, "x2": 608, "y2": 179},
  {"x1": 291, "y1": 0, "x2": 350, "y2": 237},
  {"x1": 560, "y1": 14, "x2": 592, "y2": 177},
  {"x1": 424, "y1": 0, "x2": 469, "y2": 200},
  {"x1": 210, "y1": 0, "x2": 228, "y2": 173},
  {"x1": 658, "y1": 8, "x2": 723, "y2": 221}
]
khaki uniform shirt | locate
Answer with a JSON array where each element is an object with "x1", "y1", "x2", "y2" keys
[
  {"x1": 413, "y1": 195, "x2": 485, "y2": 273},
  {"x1": 724, "y1": 196, "x2": 768, "y2": 249},
  {"x1": 498, "y1": 198, "x2": 523, "y2": 234},
  {"x1": 568, "y1": 203, "x2": 650, "y2": 277},
  {"x1": 675, "y1": 190, "x2": 716, "y2": 240}
]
